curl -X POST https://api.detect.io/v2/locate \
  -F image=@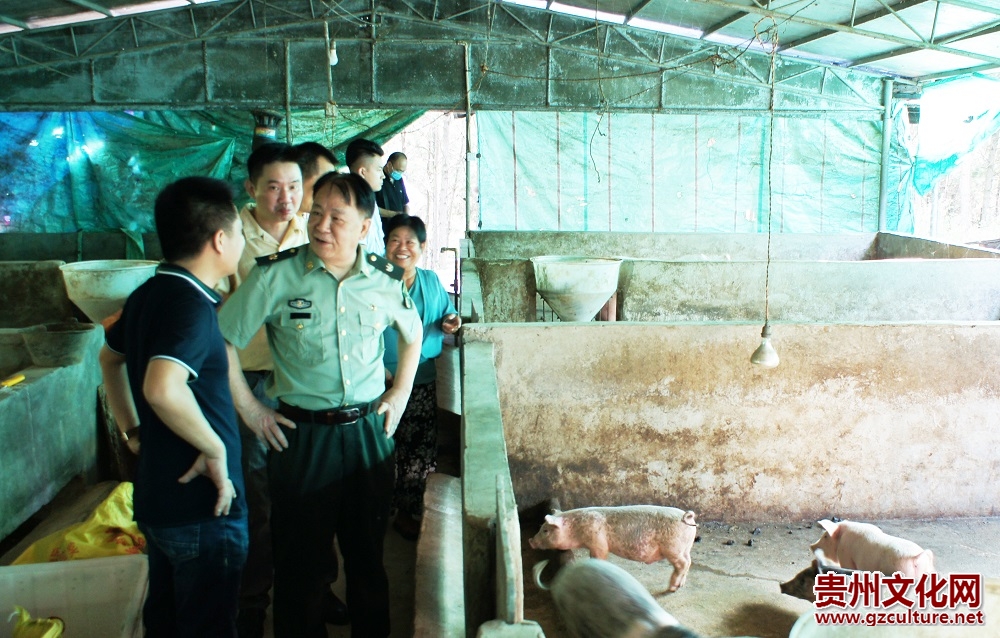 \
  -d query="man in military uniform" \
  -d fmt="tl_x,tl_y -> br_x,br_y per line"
215,141 -> 312,638
218,172 -> 422,638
